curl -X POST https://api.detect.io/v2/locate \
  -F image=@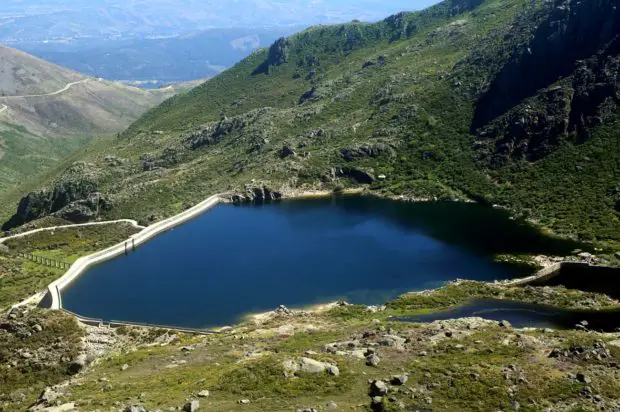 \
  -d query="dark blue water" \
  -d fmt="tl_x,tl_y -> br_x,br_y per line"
62,196 -> 580,328
392,299 -> 620,331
